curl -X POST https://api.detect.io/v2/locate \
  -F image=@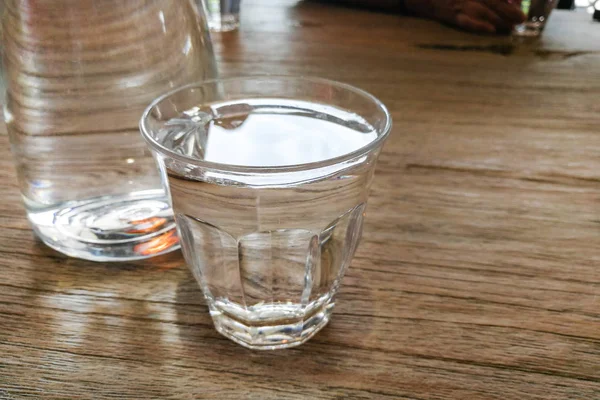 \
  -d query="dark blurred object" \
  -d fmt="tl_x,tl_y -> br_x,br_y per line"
310,0 -> 405,12
557,0 -> 575,9
594,9 -> 600,21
